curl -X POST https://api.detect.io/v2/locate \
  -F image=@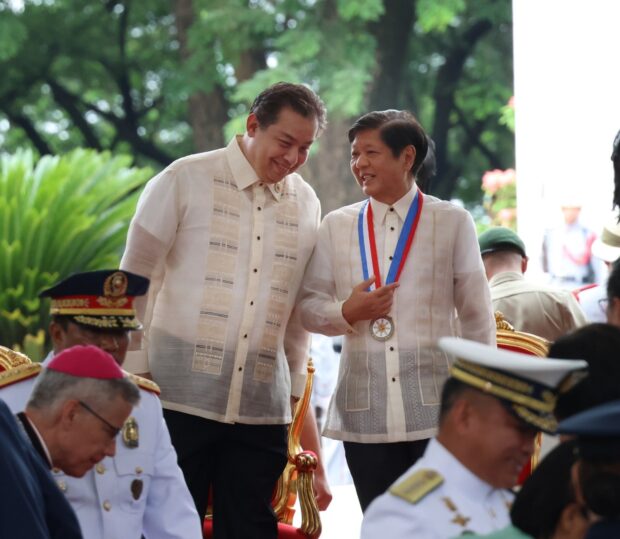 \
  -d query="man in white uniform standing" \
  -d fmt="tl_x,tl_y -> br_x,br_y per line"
361,337 -> 587,538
